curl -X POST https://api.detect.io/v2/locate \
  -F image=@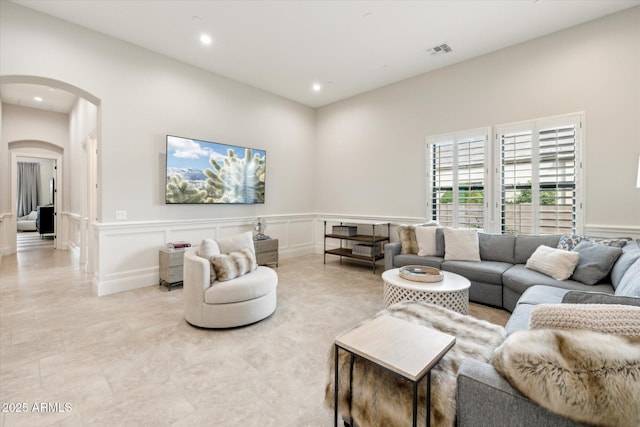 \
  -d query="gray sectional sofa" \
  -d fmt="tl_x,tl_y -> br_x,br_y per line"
384,230 -> 631,311
385,230 -> 640,426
